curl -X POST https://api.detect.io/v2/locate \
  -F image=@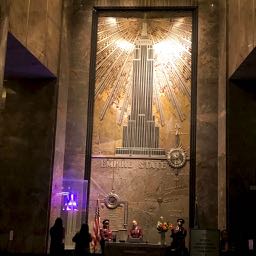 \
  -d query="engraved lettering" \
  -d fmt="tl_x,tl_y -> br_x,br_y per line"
101,159 -> 107,168
138,161 -> 145,169
100,159 -> 168,170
